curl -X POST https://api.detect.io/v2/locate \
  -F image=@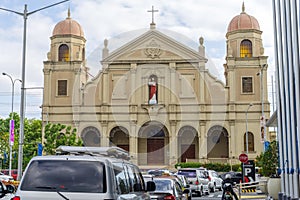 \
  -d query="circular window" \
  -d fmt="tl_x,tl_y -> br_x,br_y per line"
81,126 -> 101,147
